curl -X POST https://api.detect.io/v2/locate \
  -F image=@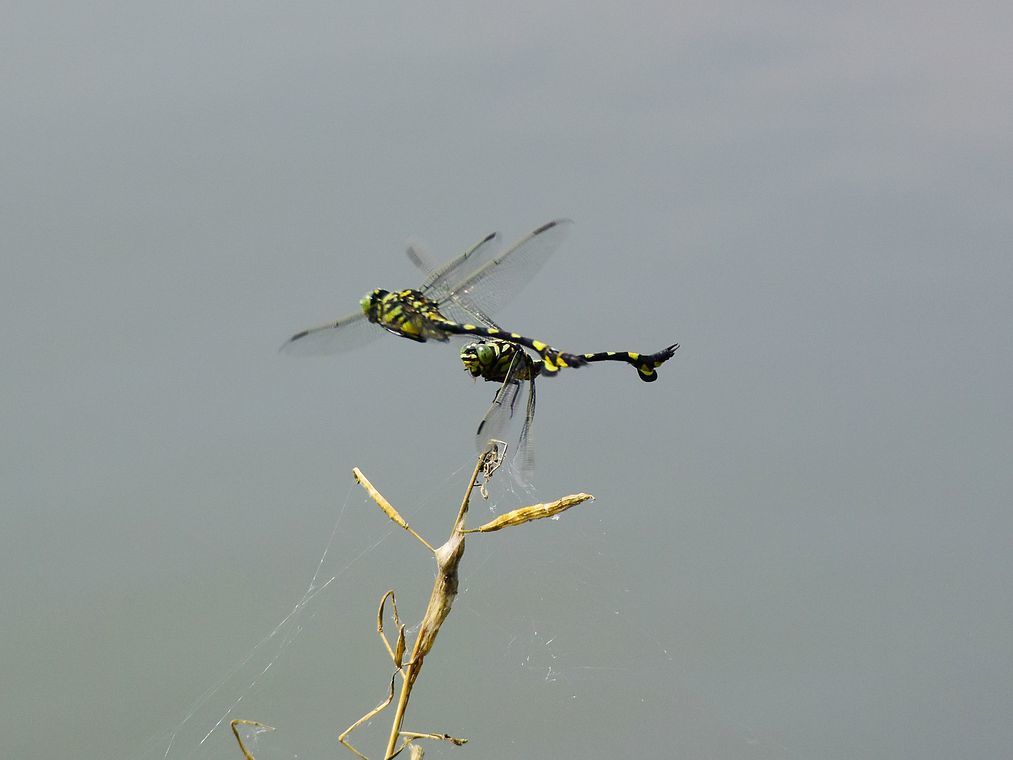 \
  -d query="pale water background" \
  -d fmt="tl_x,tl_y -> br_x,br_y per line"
3,3 -> 1012,758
